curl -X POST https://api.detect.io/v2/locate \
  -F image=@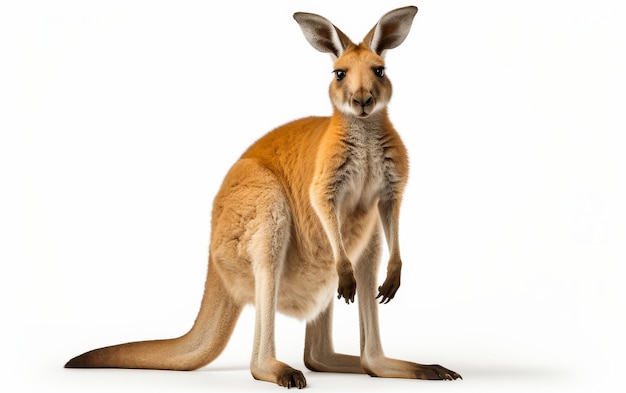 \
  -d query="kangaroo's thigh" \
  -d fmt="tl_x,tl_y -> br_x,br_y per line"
209,158 -> 292,304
